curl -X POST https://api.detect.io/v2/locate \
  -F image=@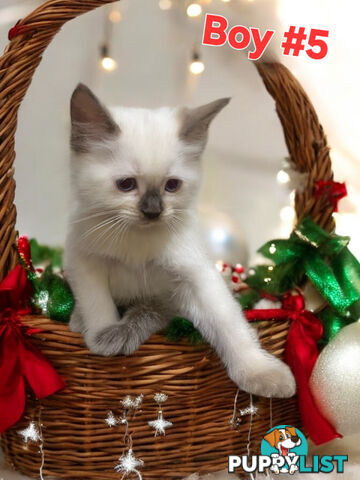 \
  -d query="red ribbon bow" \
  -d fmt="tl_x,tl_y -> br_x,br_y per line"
245,293 -> 342,445
0,257 -> 65,432
314,180 -> 347,212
